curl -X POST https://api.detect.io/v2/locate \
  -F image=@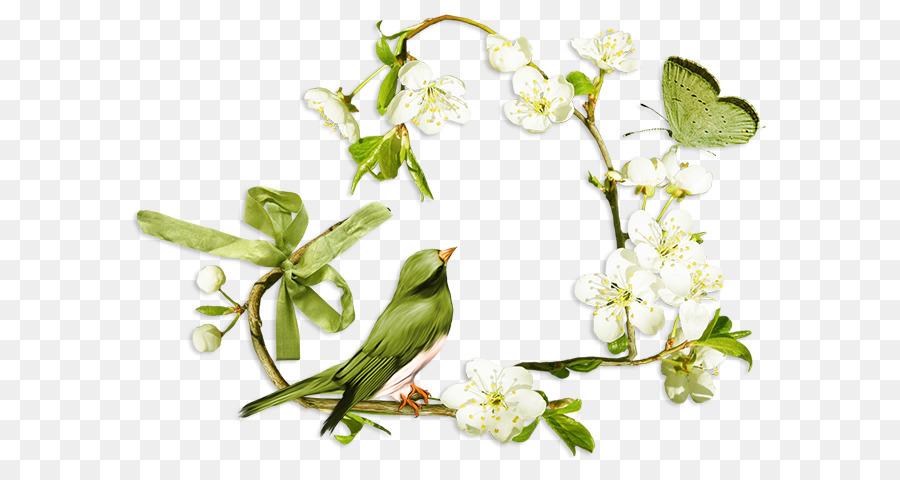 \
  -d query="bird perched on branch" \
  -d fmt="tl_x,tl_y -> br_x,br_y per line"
240,247 -> 456,435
